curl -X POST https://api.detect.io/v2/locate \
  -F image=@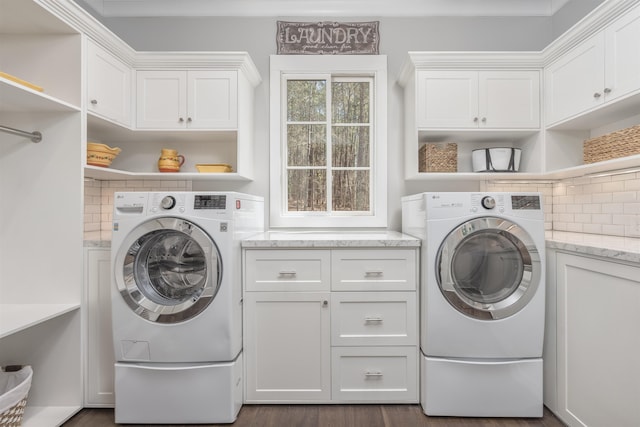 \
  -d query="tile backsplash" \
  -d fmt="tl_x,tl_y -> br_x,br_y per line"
84,179 -> 192,241
84,173 -> 640,241
486,171 -> 640,238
